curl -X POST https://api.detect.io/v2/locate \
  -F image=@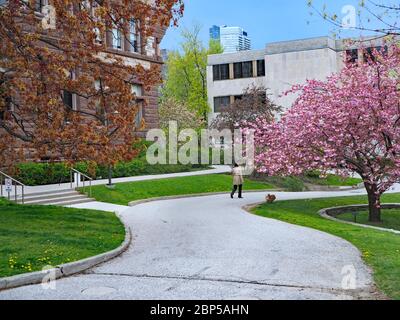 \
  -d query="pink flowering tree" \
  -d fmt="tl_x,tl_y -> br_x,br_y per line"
250,44 -> 400,222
